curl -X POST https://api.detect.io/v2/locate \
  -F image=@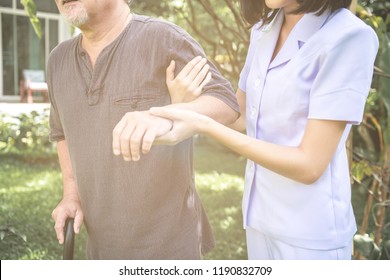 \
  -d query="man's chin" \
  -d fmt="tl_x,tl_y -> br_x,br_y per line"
63,14 -> 89,27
